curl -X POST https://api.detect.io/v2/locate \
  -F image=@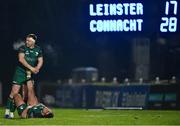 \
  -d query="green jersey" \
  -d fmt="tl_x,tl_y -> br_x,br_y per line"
12,45 -> 43,85
18,45 -> 43,69
27,103 -> 45,118
17,103 -> 46,118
